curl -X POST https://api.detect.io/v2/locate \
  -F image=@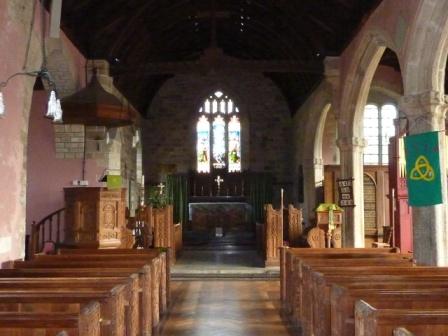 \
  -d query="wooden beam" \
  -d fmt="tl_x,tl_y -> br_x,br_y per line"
112,59 -> 322,76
